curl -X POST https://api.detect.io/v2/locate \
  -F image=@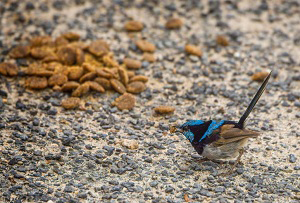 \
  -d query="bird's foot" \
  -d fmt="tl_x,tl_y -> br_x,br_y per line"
218,149 -> 244,176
